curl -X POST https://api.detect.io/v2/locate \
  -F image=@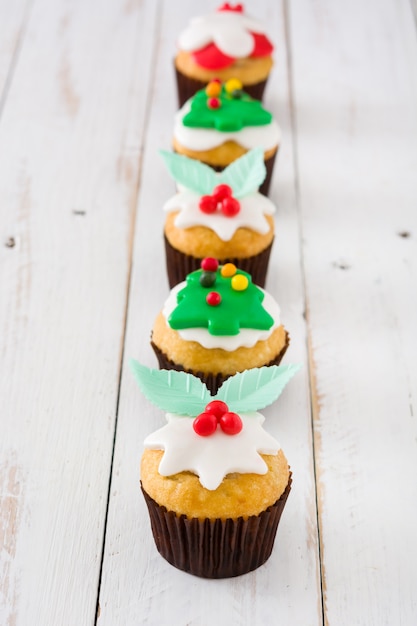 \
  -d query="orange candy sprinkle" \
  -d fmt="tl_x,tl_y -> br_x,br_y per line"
221,263 -> 237,277
205,81 -> 222,97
